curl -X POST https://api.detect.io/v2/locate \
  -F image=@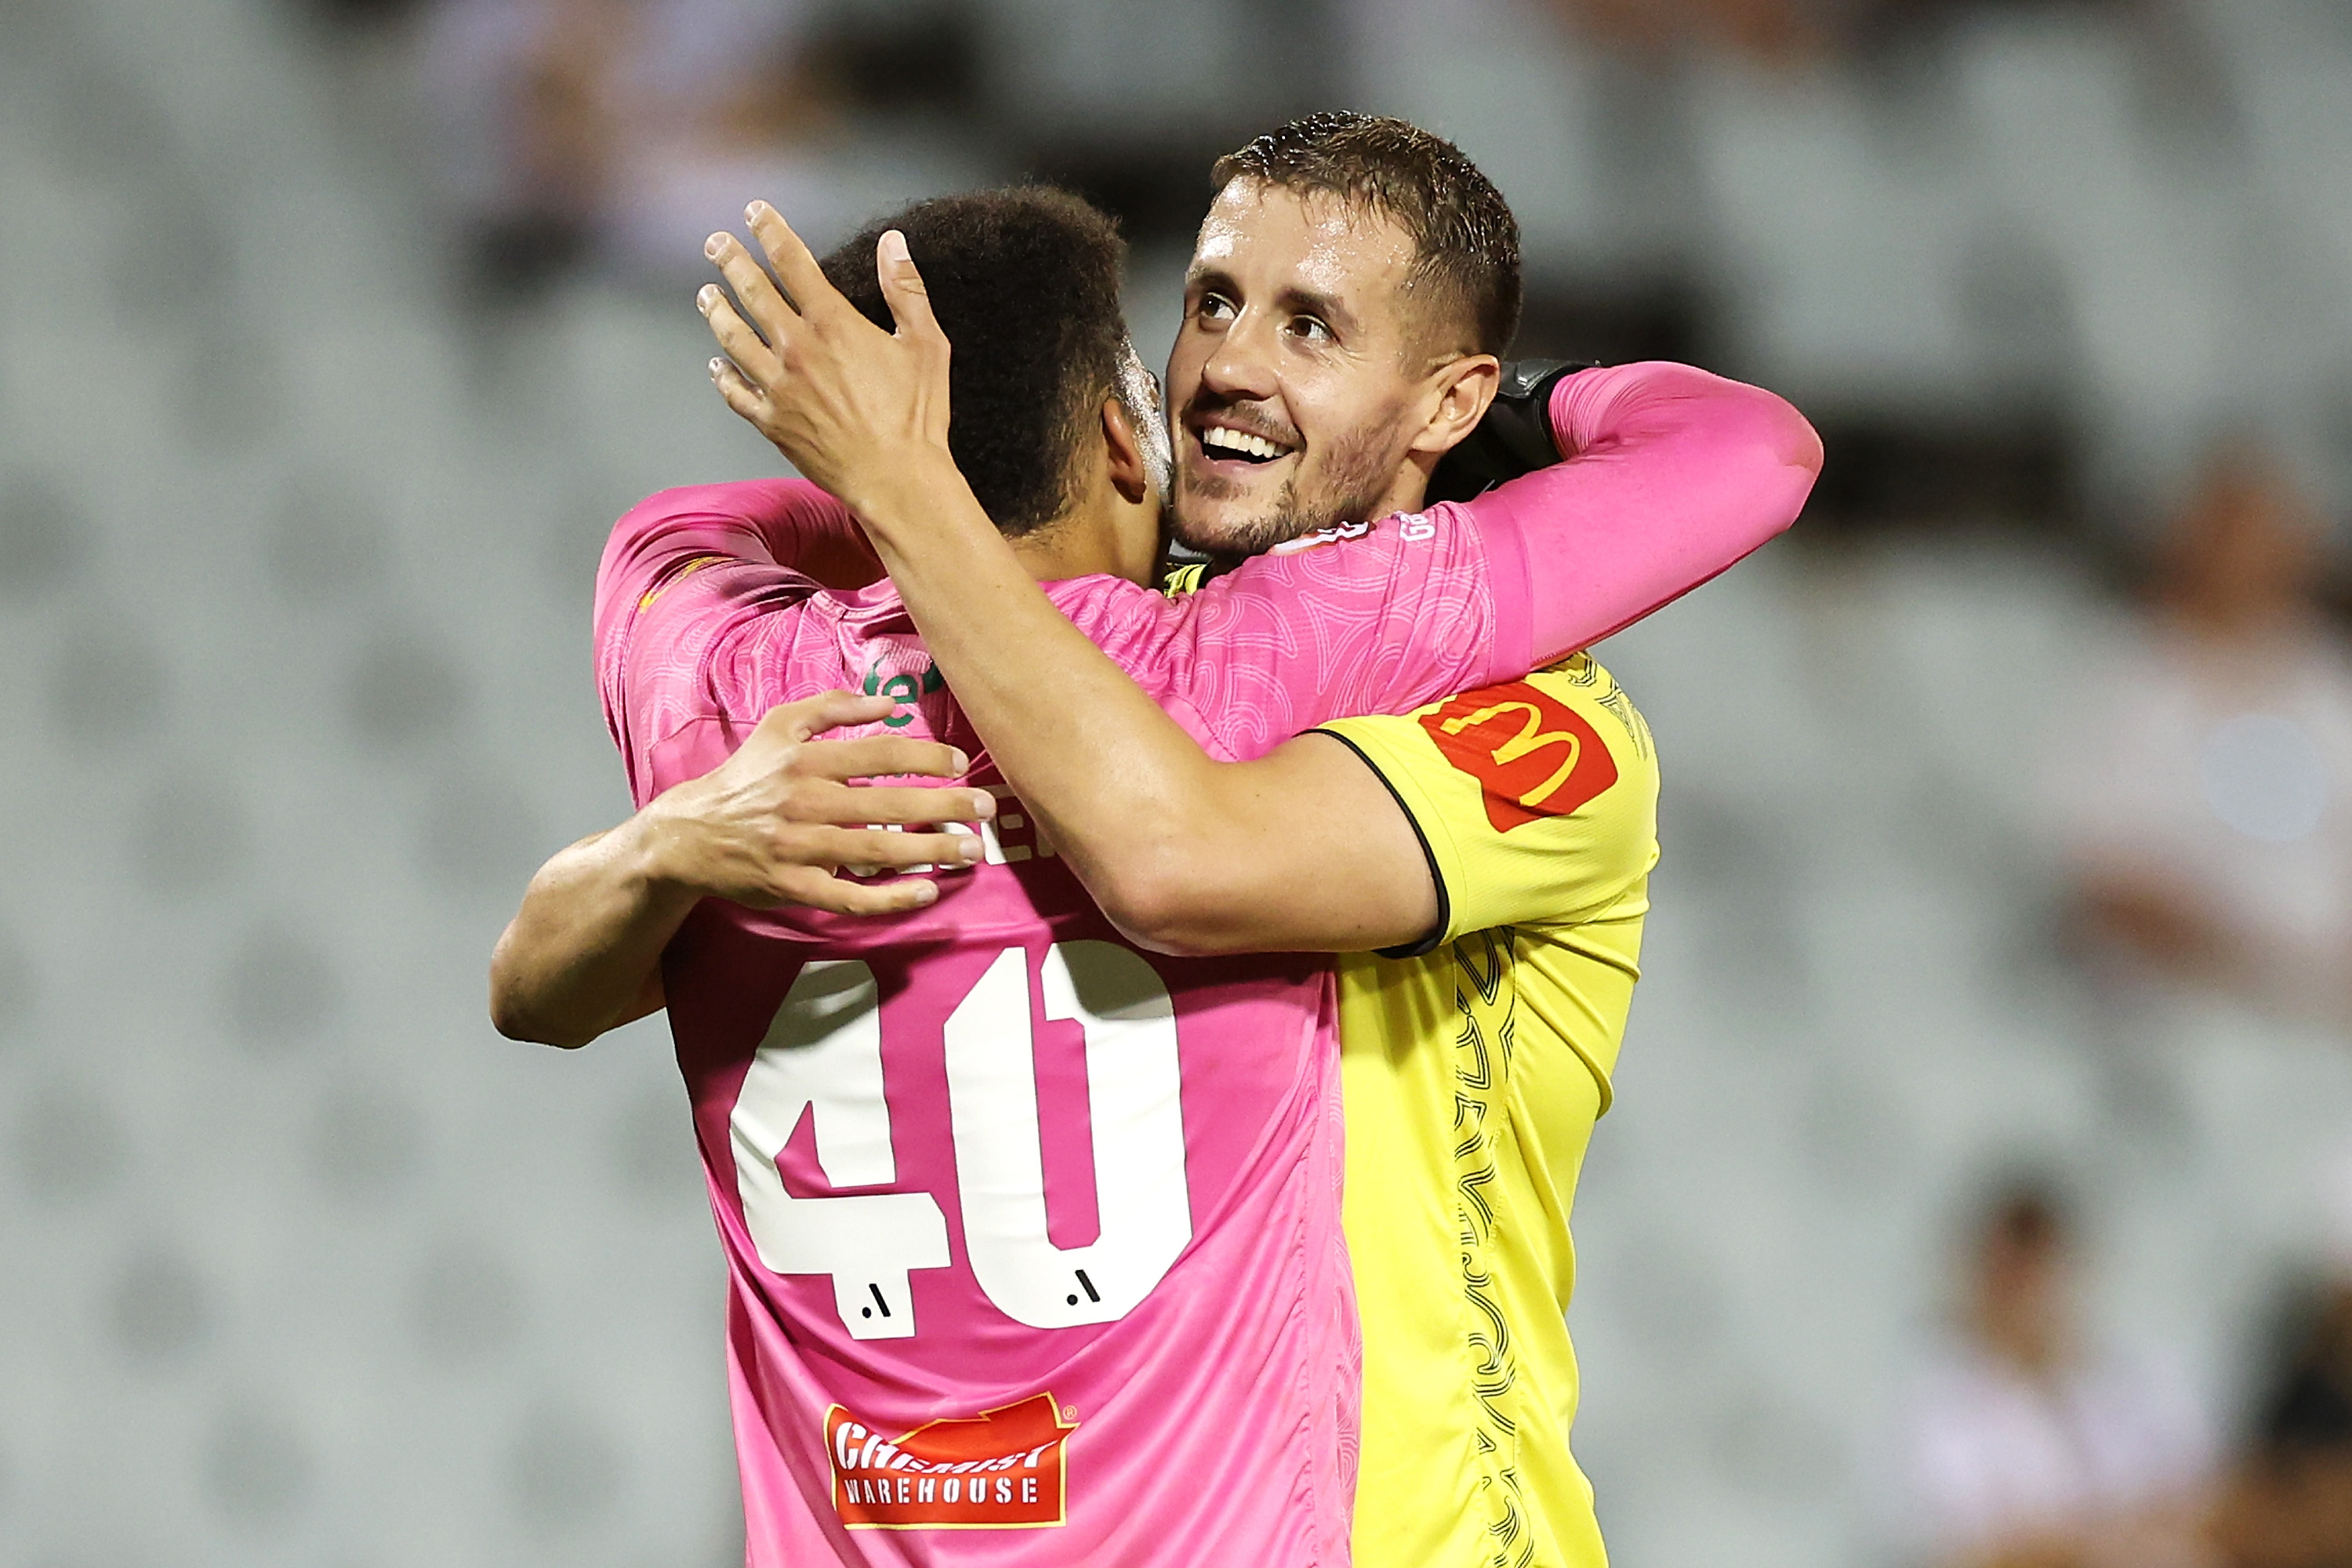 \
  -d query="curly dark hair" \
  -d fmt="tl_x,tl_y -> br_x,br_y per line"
820,187 -> 1131,537
1211,111 -> 1523,358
